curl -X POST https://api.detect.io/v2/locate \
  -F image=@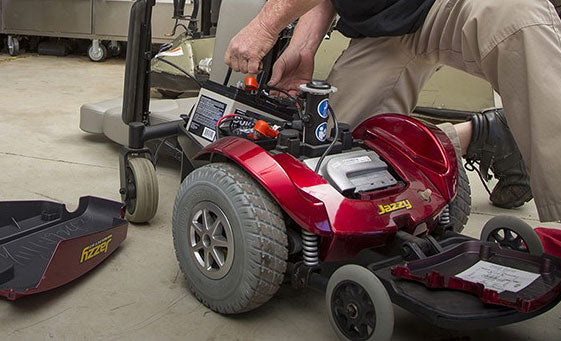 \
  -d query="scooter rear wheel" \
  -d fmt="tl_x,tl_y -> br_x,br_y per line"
480,215 -> 544,255
327,265 -> 394,341
124,157 -> 159,223
172,162 -> 288,314
448,155 -> 471,232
